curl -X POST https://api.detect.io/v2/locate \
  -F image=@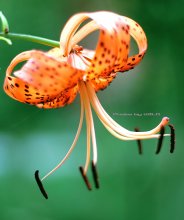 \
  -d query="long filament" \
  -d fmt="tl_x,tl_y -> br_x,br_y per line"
79,82 -> 91,174
79,81 -> 98,173
41,98 -> 84,181
82,82 -> 98,164
86,82 -> 170,140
